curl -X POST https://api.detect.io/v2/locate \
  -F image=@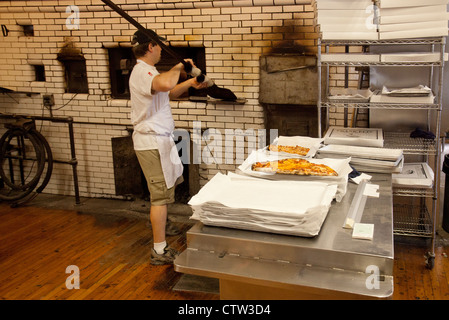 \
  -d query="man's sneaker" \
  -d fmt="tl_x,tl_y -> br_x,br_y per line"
165,220 -> 182,236
150,246 -> 179,265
